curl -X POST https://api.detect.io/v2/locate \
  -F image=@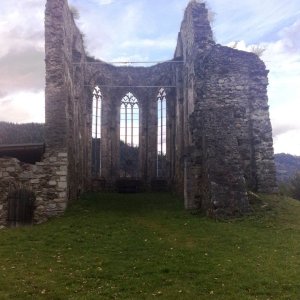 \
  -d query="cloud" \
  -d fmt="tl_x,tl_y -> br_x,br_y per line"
0,0 -> 45,123
76,1 -> 148,60
271,107 -> 300,138
0,0 -> 45,98
272,124 -> 297,137
0,1 -> 44,58
110,54 -> 150,66
264,21 -> 300,154
0,49 -> 45,96
0,91 -> 45,123
120,38 -> 176,51
226,18 -> 300,155
273,130 -> 300,155
279,20 -> 300,53
211,0 -> 300,43
0,90 -> 6,98
96,0 -> 114,5
70,0 -> 180,61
